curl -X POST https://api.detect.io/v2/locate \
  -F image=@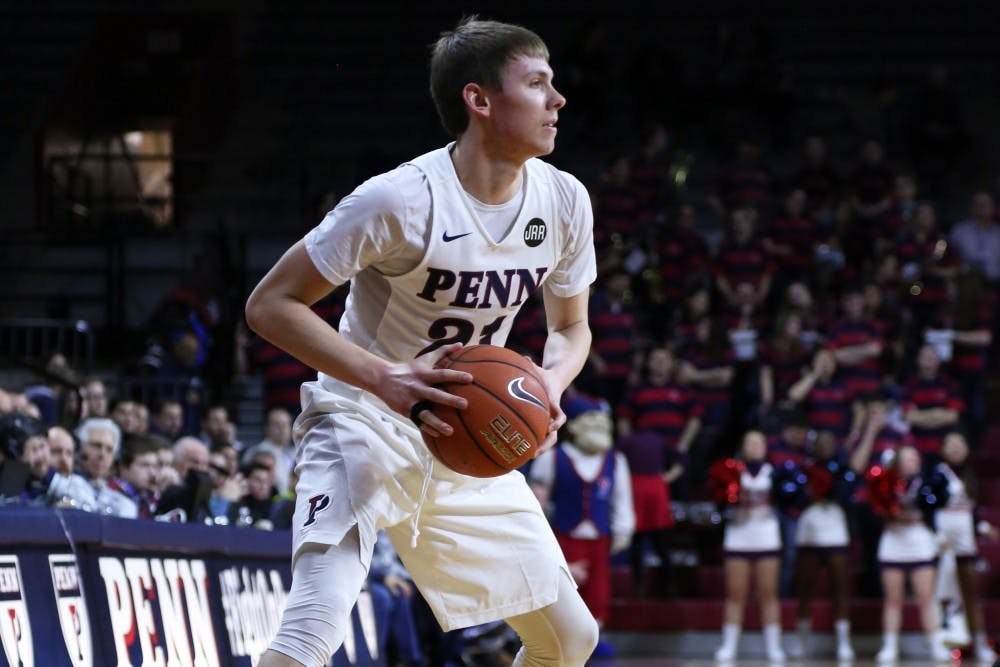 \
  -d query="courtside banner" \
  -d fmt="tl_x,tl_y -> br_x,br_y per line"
0,508 -> 381,667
